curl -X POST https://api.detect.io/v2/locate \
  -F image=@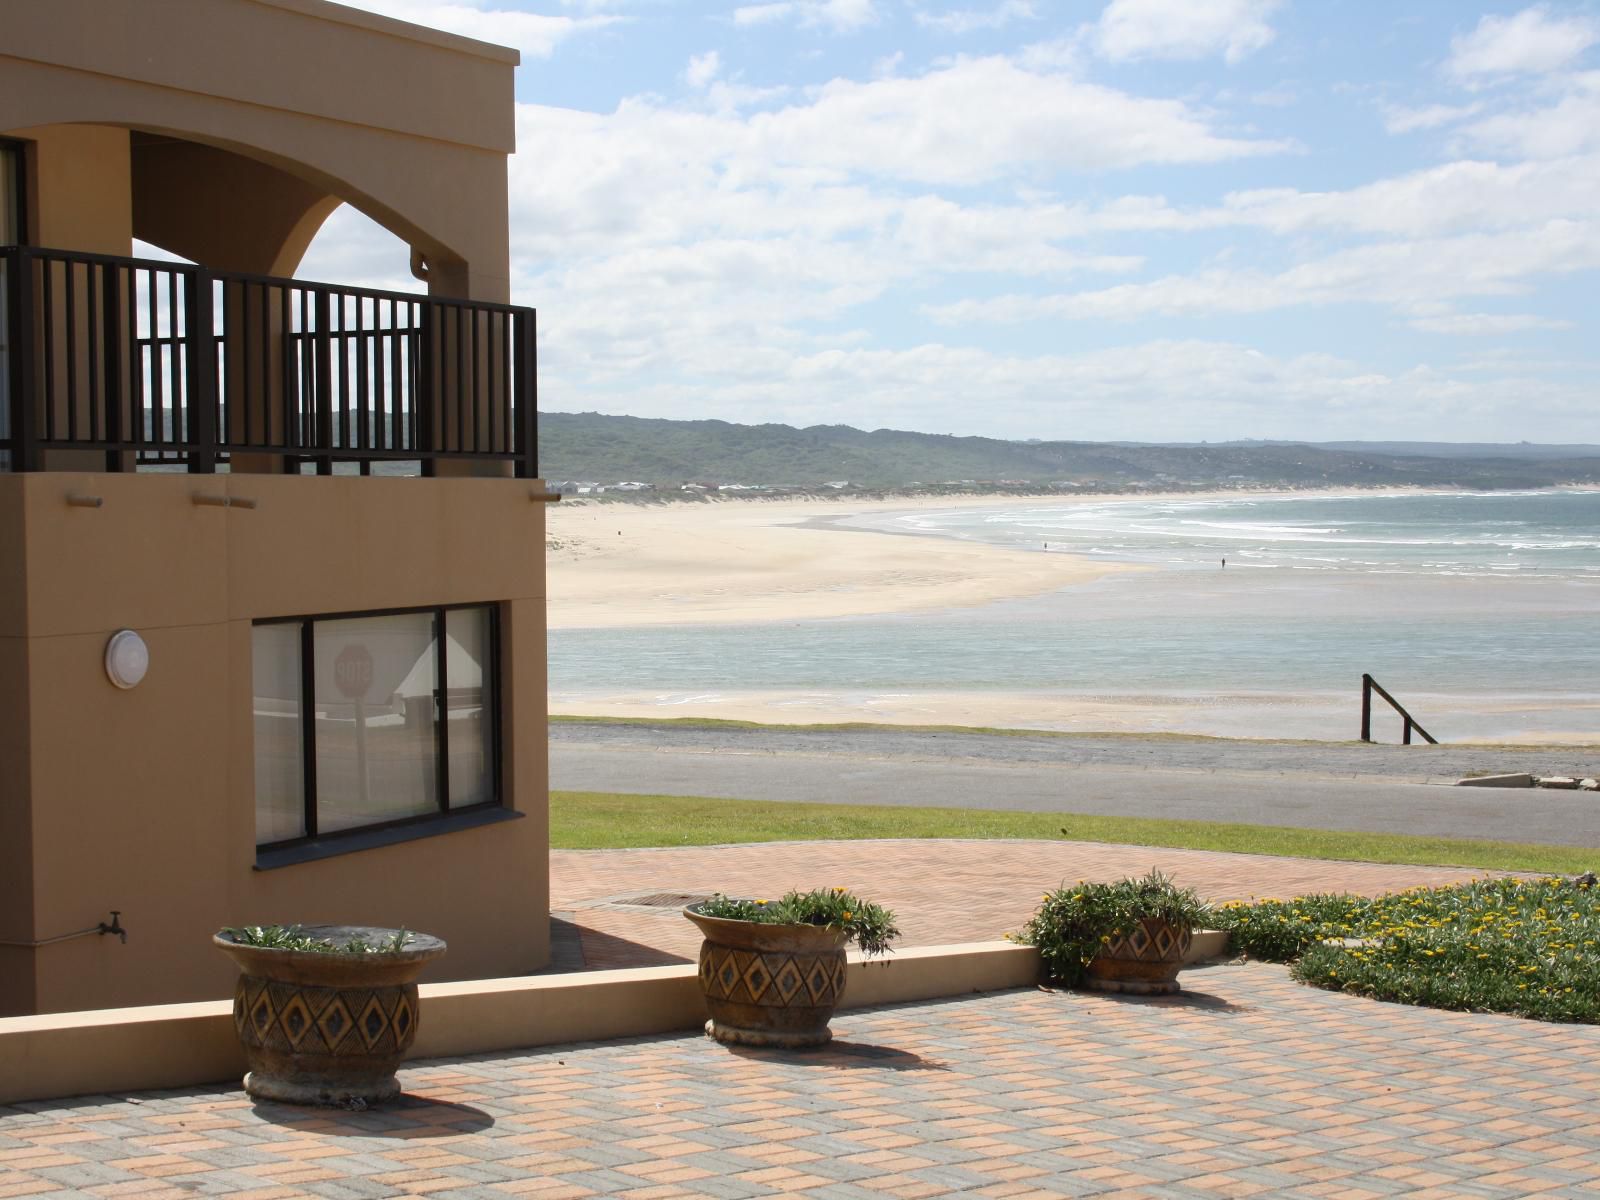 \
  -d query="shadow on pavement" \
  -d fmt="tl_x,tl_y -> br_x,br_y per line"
250,1094 -> 496,1137
727,1040 -> 951,1071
